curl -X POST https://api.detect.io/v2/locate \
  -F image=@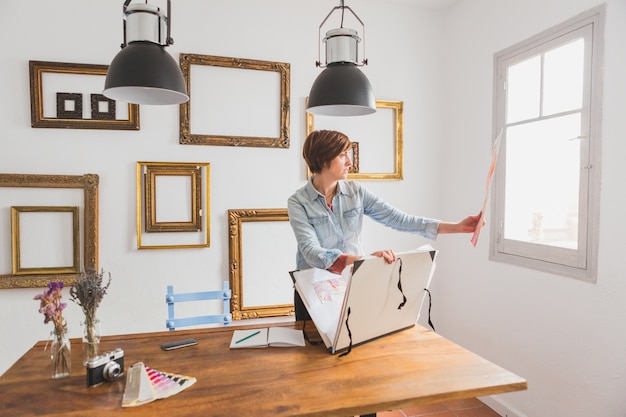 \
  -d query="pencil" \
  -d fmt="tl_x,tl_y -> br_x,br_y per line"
236,330 -> 261,344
